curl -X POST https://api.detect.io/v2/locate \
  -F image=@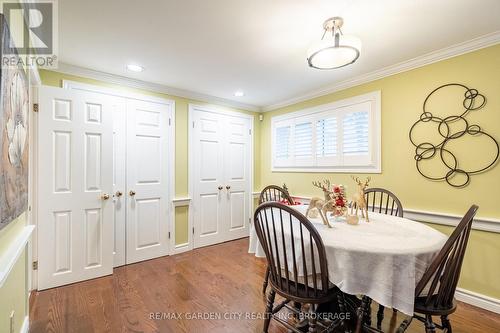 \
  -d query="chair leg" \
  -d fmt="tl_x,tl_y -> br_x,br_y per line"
336,291 -> 350,333
262,266 -> 270,295
262,289 -> 275,333
396,317 -> 412,333
292,302 -> 302,324
441,315 -> 452,333
355,296 -> 371,333
308,304 -> 318,333
376,305 -> 384,329
363,297 -> 372,326
424,315 -> 436,333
